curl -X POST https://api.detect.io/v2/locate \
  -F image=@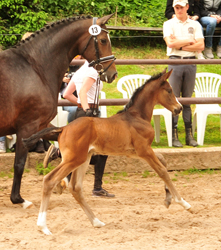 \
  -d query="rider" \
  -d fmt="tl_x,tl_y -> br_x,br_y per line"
44,58 -> 115,197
